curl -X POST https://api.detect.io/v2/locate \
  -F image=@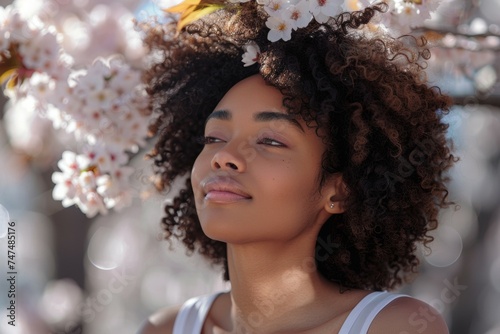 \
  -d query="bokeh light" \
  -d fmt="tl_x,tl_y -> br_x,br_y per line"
38,278 -> 83,326
423,225 -> 463,267
87,226 -> 125,270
